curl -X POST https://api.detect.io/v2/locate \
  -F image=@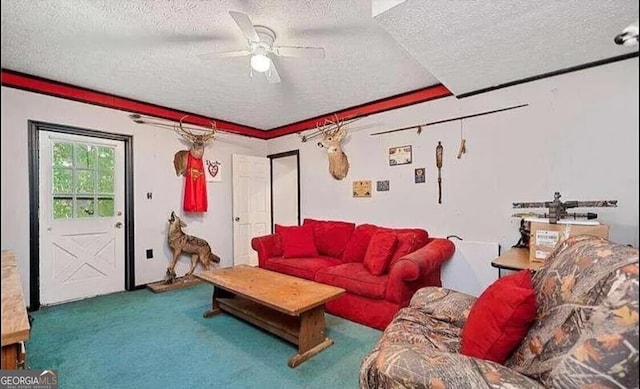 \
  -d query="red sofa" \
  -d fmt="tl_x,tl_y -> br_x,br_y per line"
251,218 -> 455,330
